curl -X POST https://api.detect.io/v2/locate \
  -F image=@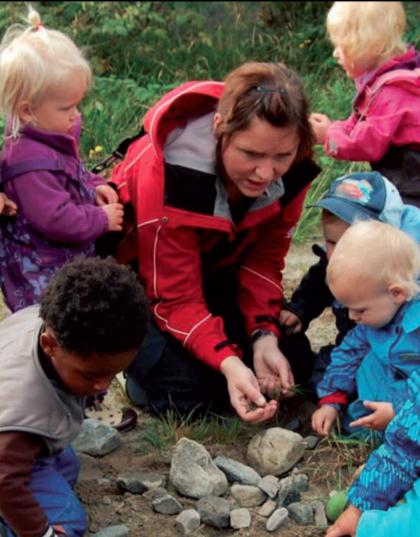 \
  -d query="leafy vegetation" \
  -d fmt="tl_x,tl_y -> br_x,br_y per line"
0,1 -> 419,240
